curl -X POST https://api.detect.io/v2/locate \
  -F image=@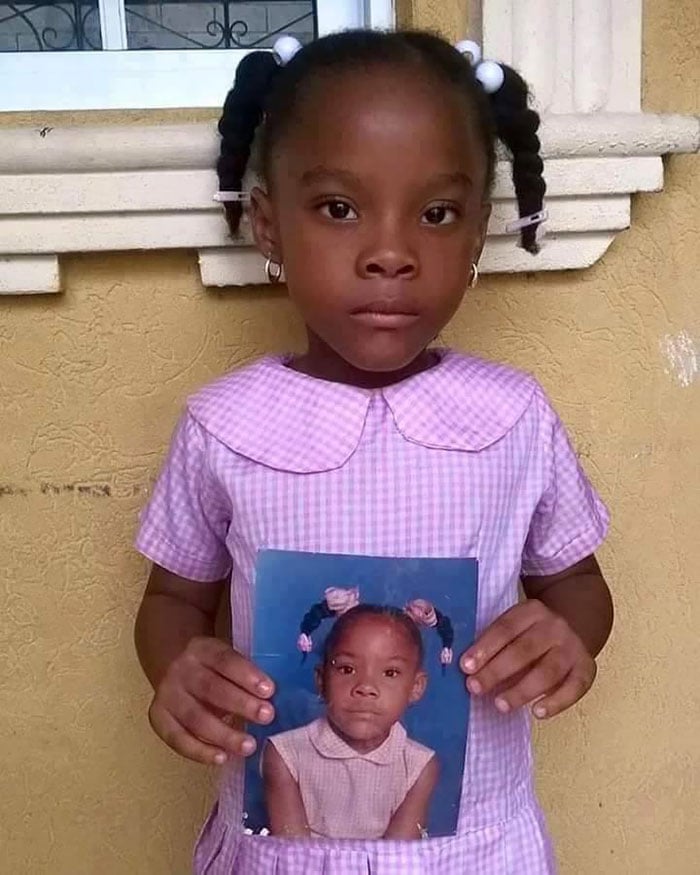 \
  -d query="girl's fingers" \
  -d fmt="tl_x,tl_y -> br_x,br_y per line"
193,638 -> 275,699
460,601 -> 546,675
189,665 -> 275,726
158,691 -> 258,757
149,705 -> 231,766
531,664 -> 596,720
491,647 -> 570,714
465,625 -> 552,696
